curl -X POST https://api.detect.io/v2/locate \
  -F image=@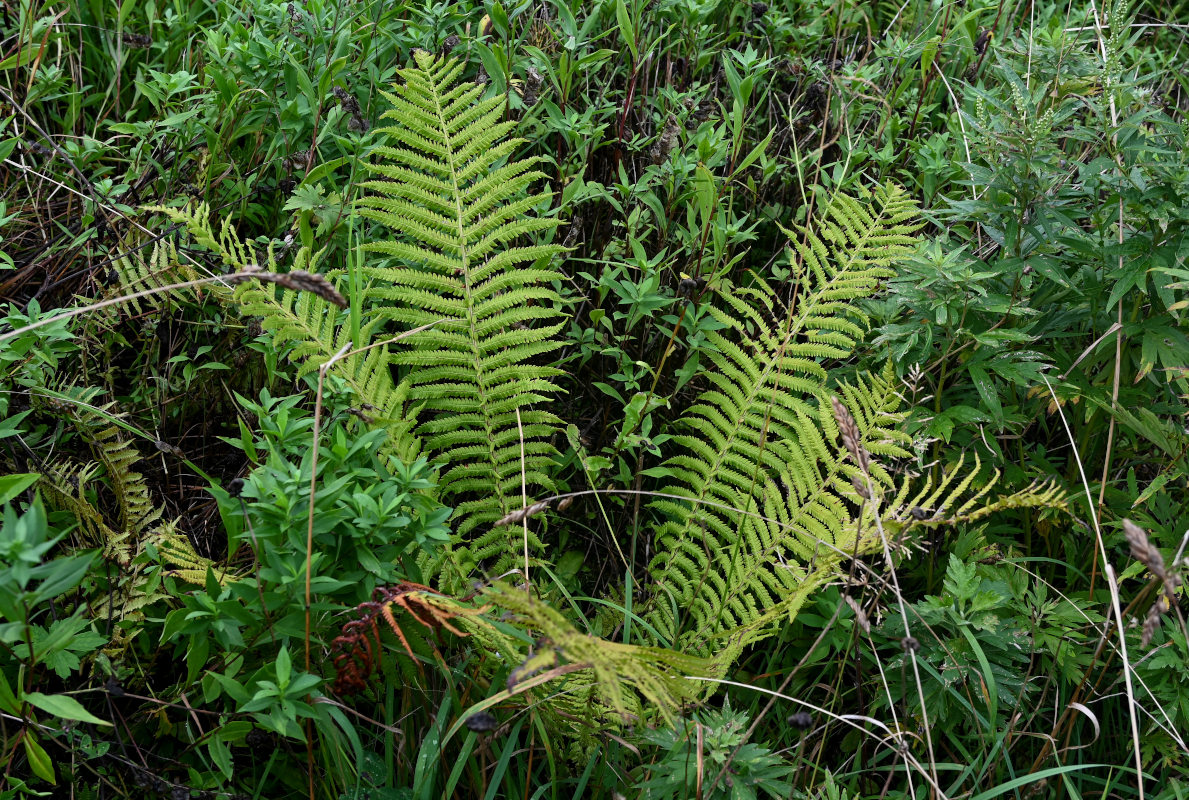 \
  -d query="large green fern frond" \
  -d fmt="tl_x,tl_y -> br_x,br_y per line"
356,52 -> 565,574
645,184 -> 921,653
